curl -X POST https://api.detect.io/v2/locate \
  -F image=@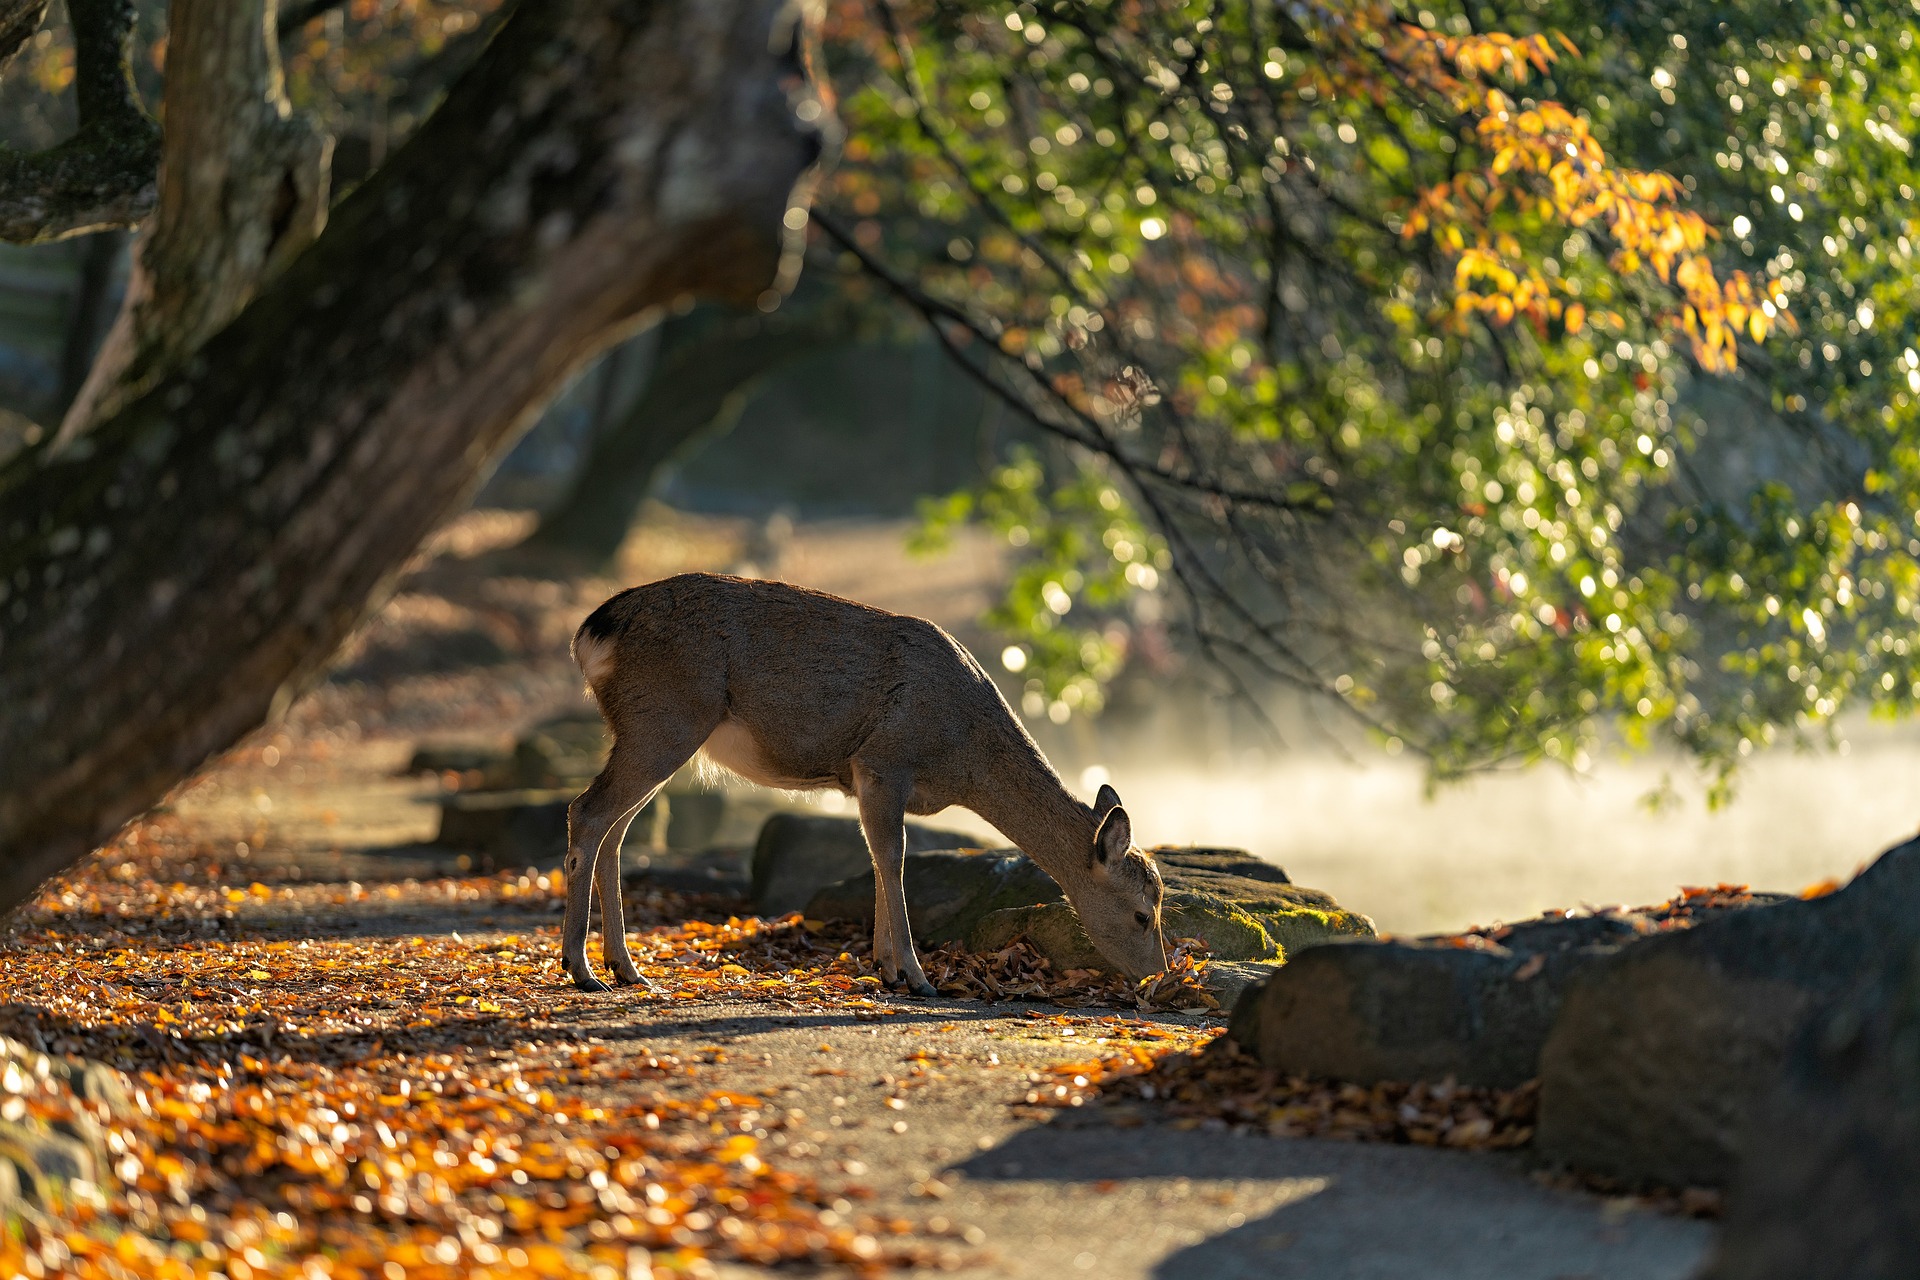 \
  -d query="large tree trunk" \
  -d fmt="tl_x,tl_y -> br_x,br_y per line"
0,0 -> 825,915
525,305 -> 842,565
